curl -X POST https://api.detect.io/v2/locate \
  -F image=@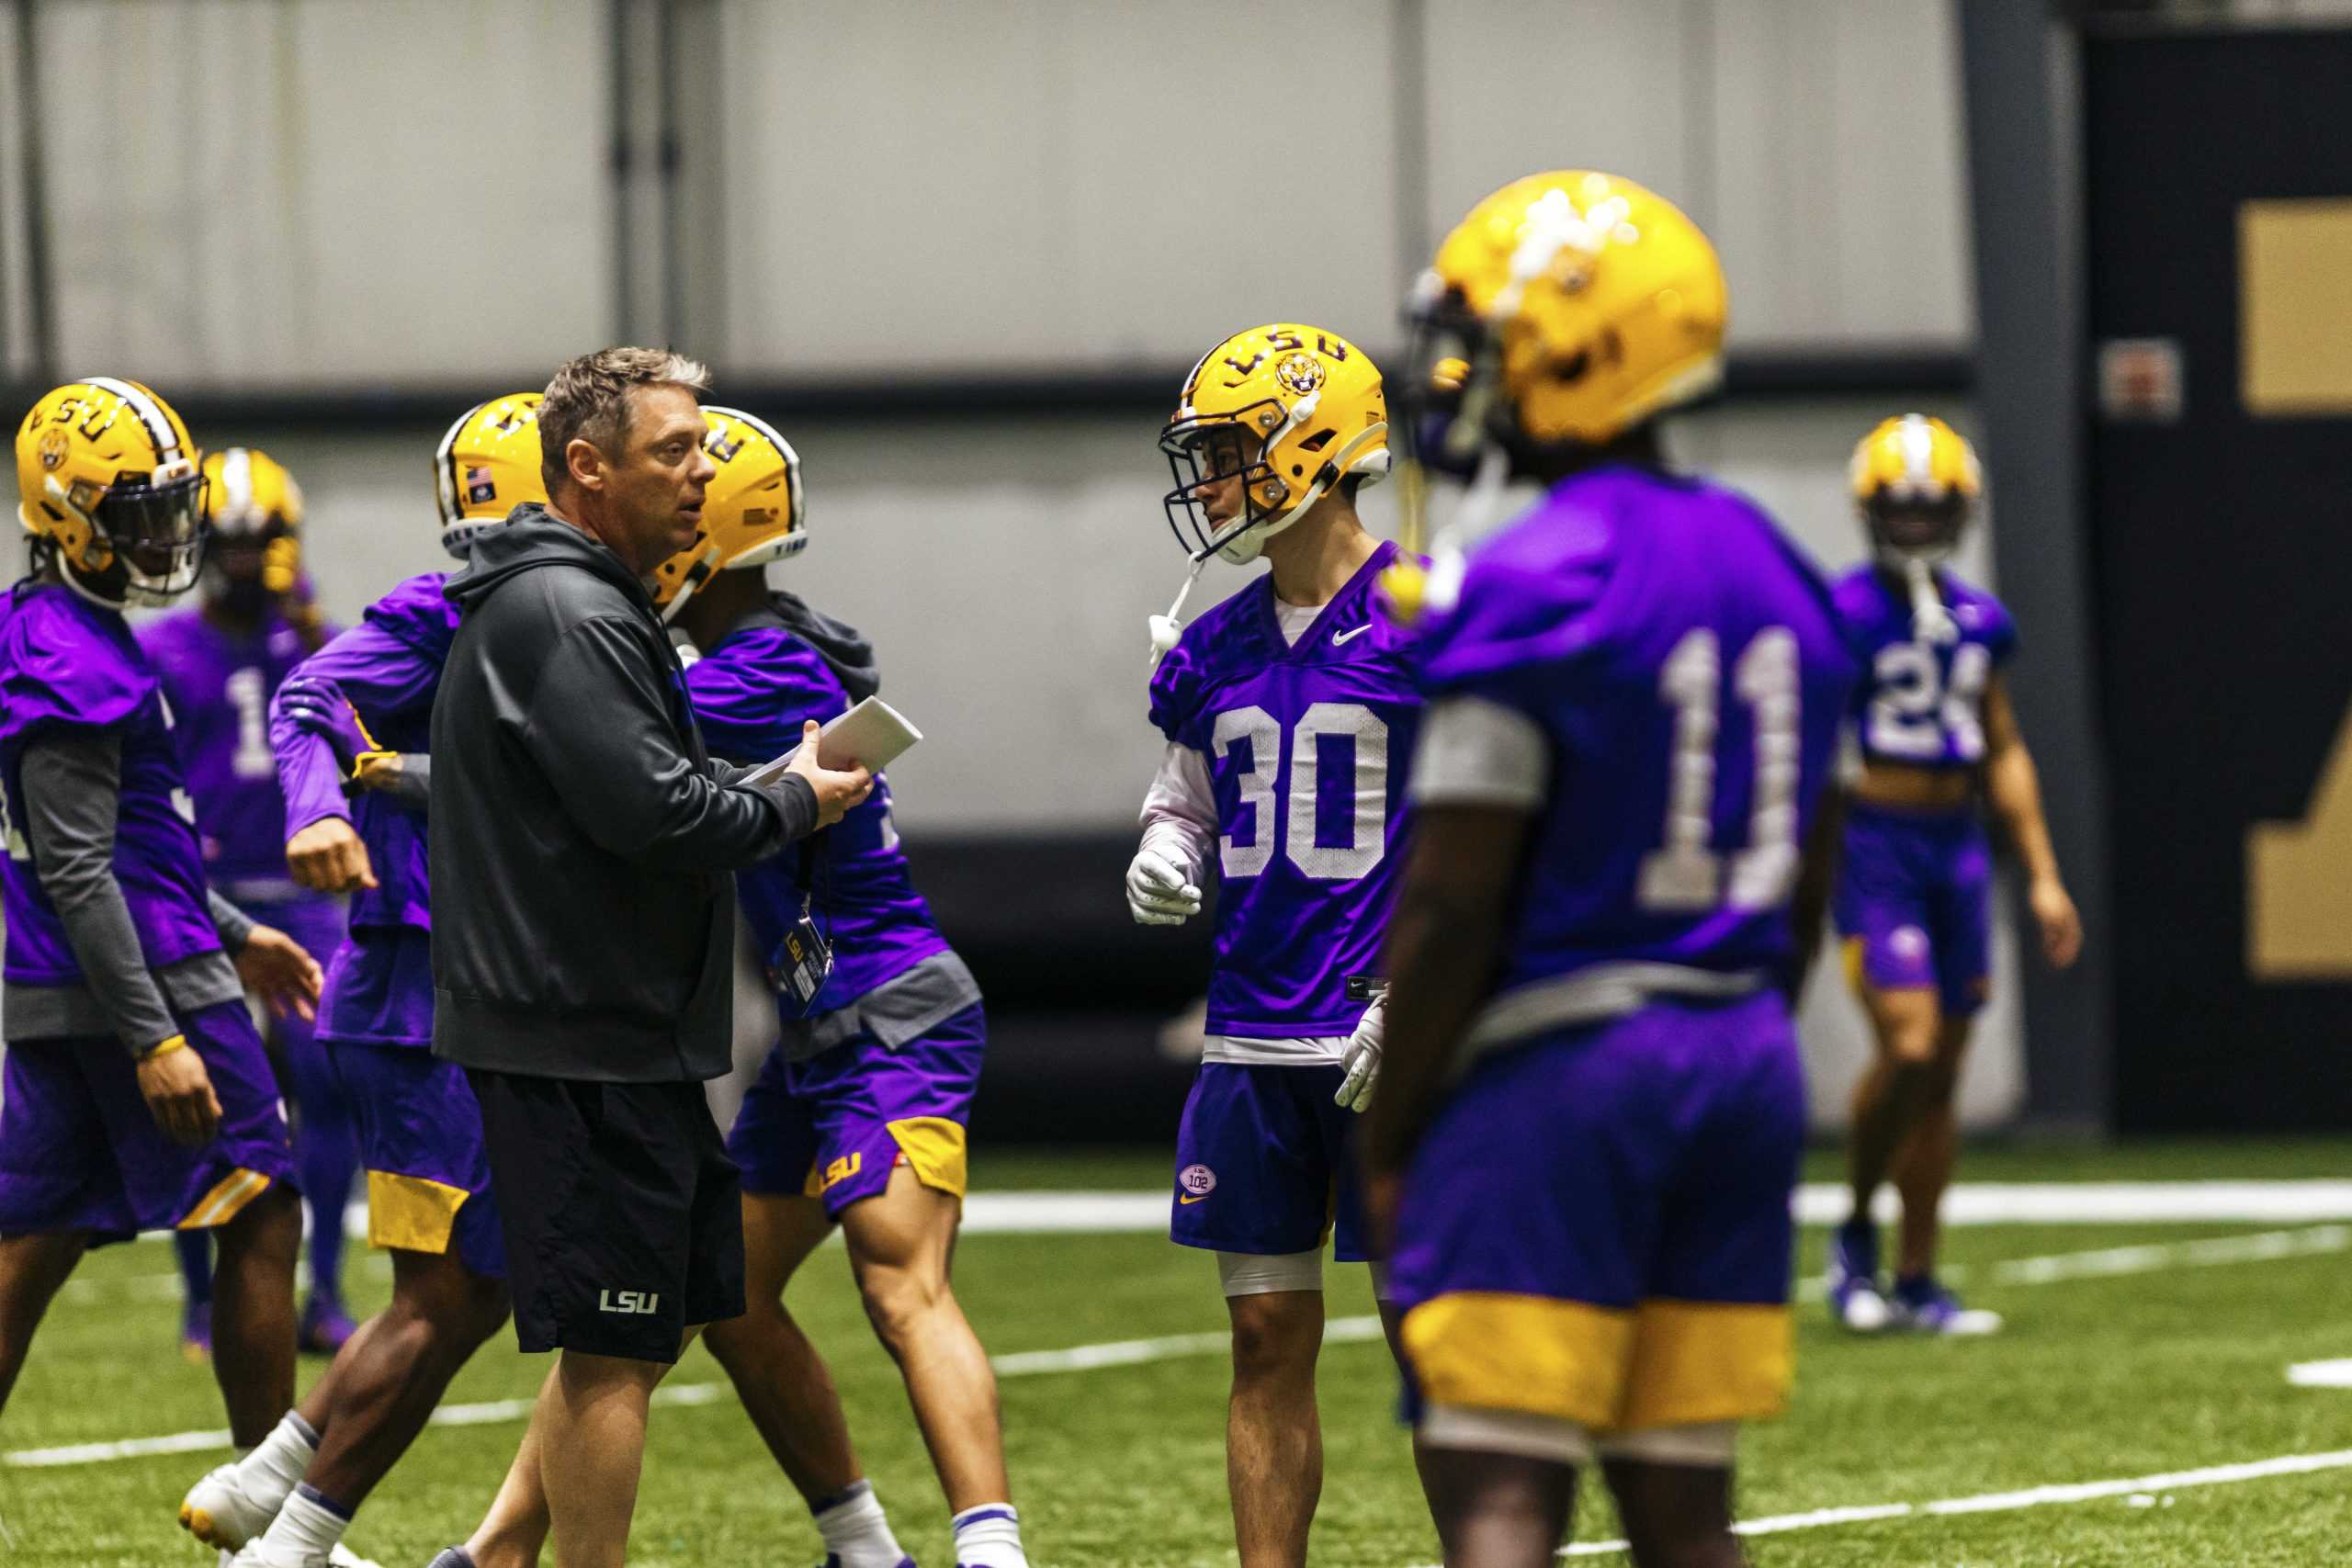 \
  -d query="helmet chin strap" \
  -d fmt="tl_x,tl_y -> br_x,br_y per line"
1148,420 -> 1392,668
1898,552 -> 1958,644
